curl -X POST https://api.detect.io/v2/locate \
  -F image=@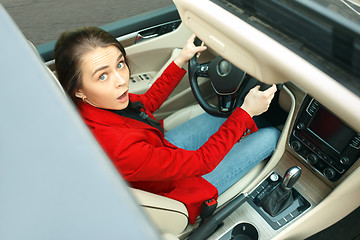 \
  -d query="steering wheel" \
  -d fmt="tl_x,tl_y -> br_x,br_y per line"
188,39 -> 272,117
